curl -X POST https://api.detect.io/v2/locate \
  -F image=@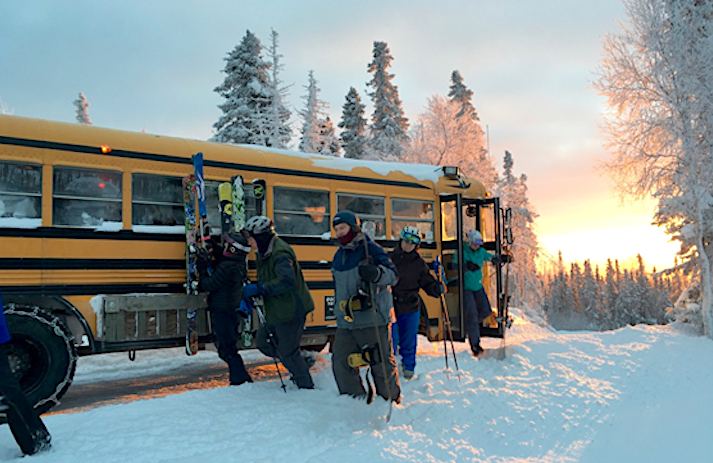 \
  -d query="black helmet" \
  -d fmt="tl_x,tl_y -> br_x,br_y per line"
223,233 -> 251,256
332,211 -> 360,230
